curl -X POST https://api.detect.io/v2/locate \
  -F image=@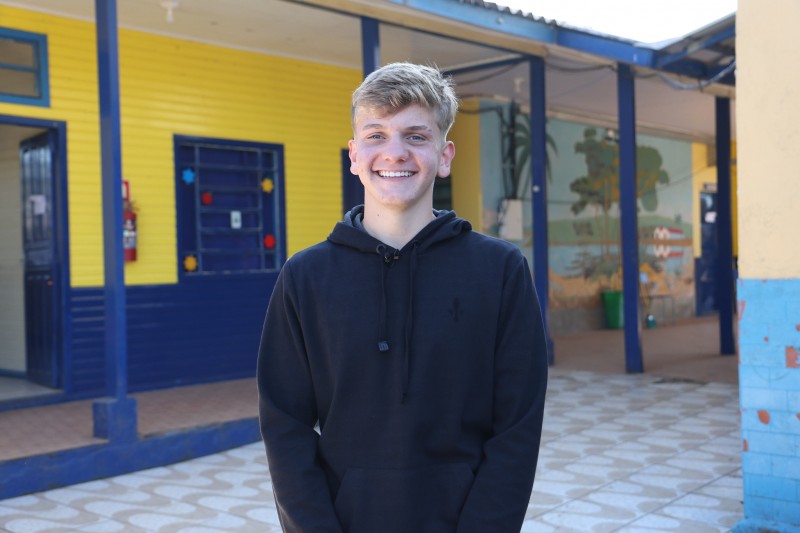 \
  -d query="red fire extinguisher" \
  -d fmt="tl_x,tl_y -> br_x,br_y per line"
123,205 -> 137,262
122,179 -> 137,262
